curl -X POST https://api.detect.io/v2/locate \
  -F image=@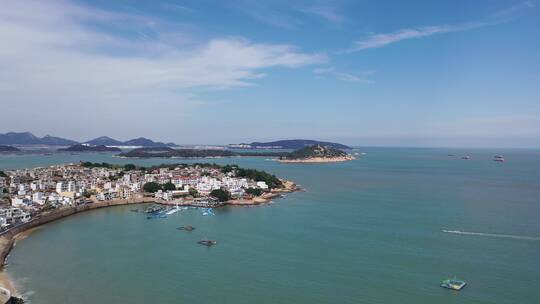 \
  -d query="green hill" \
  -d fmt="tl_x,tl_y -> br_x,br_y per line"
285,144 -> 348,160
